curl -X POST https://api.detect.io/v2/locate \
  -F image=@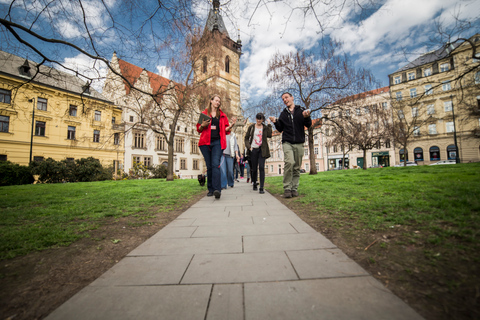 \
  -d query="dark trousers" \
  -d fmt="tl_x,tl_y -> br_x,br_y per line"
200,139 -> 222,193
250,148 -> 266,188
